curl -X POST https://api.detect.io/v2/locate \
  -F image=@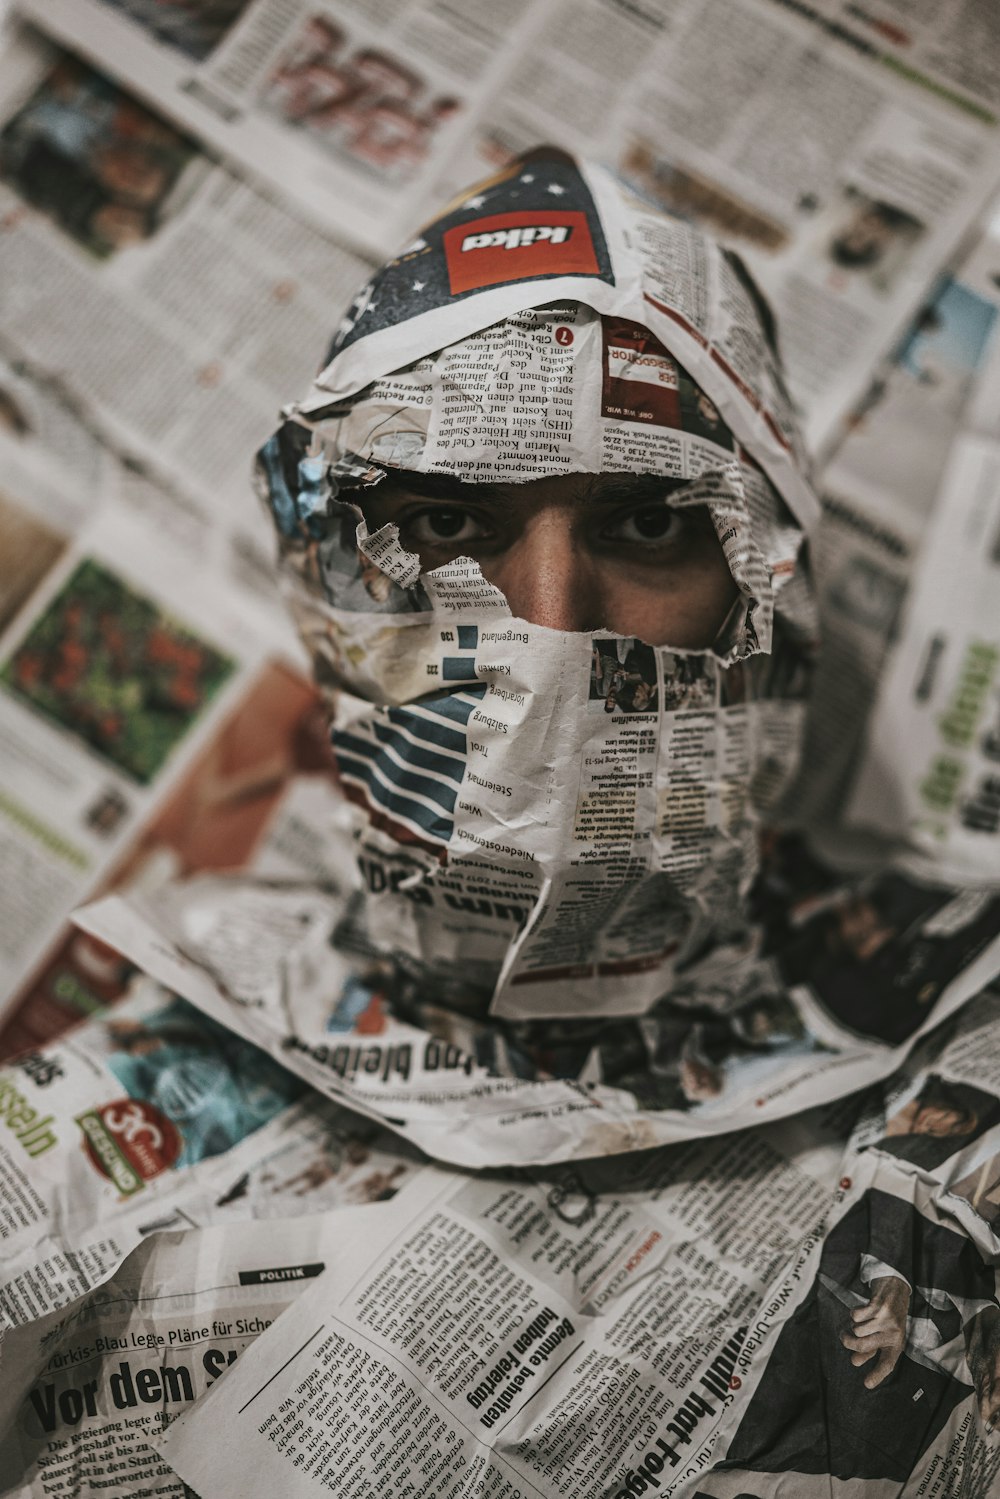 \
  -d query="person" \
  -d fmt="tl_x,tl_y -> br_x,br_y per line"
252,148 -> 822,1077
829,194 -> 921,273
